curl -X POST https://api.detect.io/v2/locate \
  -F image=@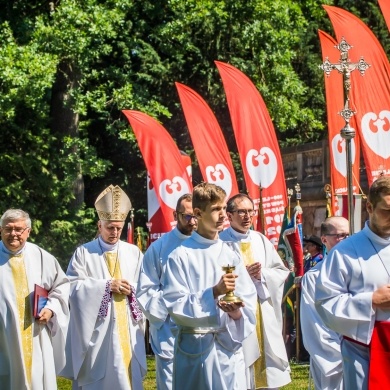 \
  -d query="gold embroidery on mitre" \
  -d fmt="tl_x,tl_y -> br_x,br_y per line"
94,185 -> 132,221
